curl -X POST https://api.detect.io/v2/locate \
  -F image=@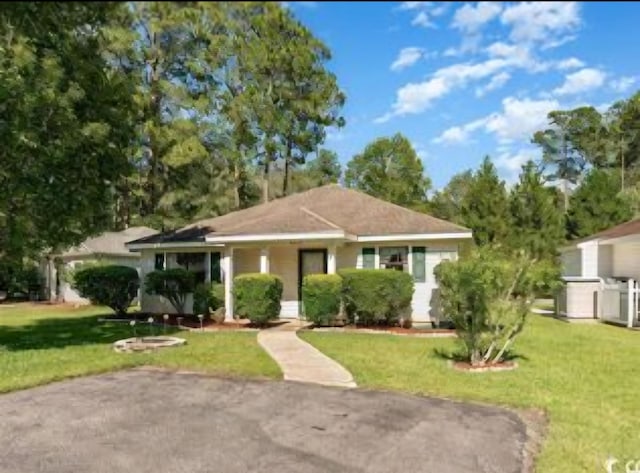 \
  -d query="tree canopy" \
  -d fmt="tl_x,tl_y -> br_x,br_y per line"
344,133 -> 431,208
